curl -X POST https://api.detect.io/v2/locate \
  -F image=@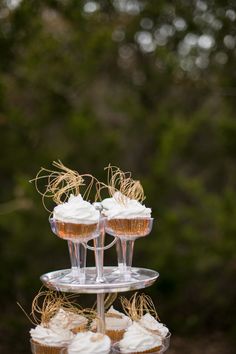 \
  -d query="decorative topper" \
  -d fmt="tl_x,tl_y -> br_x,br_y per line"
30,160 -> 96,211
120,292 -> 160,322
96,164 -> 145,205
18,288 -> 96,327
